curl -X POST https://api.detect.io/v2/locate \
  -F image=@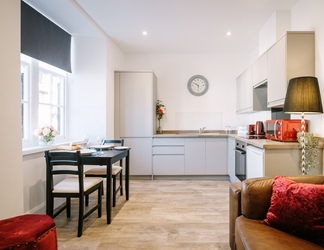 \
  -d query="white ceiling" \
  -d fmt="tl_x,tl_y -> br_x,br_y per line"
24,0 -> 299,55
